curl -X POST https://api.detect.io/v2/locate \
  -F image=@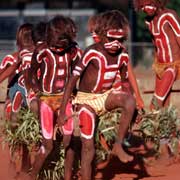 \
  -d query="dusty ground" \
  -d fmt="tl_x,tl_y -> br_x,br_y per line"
0,66 -> 180,180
